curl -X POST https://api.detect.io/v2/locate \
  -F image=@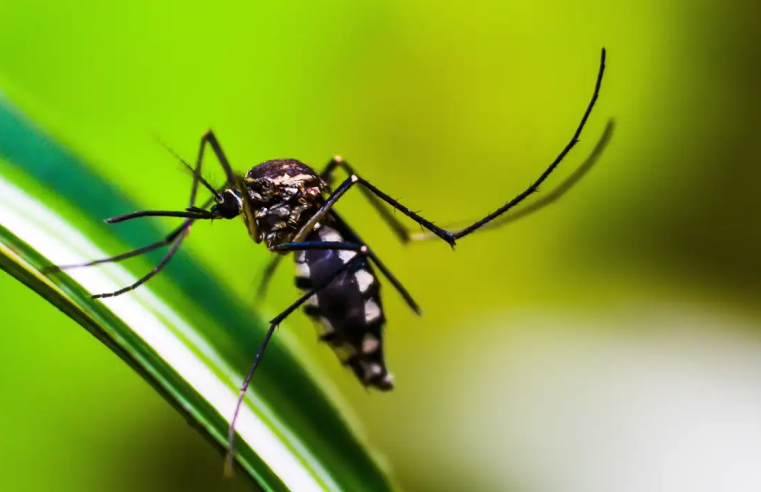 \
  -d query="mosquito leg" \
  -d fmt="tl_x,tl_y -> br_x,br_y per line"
452,48 -> 606,239
409,118 -> 616,241
83,129 -> 233,296
44,222 -> 189,273
291,175 -> 455,248
255,163 -> 419,301
83,202 -> 215,298
270,241 -> 364,253
195,130 -> 259,239
91,227 -> 190,299
328,210 -> 420,314
45,193 -> 216,285
258,216 -> 421,313
254,256 -> 283,302
225,249 -> 366,475
99,131 -> 256,301
319,156 -> 412,243
269,241 -> 421,314
305,48 -> 607,247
